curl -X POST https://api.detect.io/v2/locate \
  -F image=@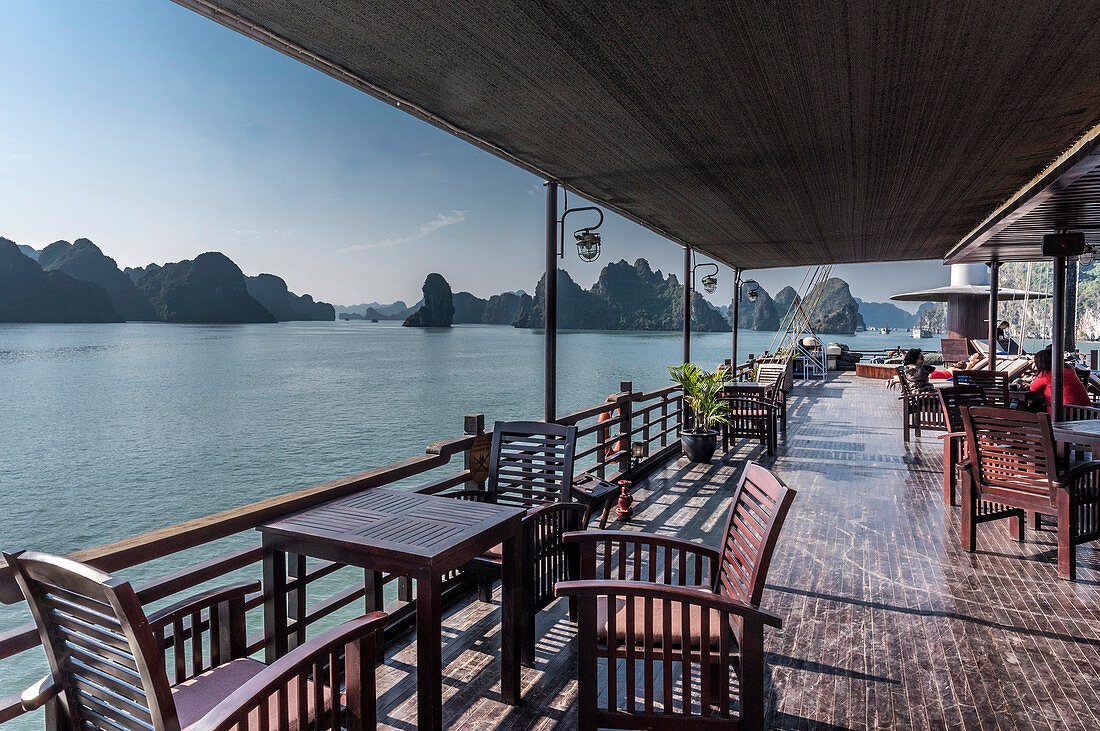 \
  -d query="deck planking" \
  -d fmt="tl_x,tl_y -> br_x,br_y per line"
370,372 -> 1100,729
